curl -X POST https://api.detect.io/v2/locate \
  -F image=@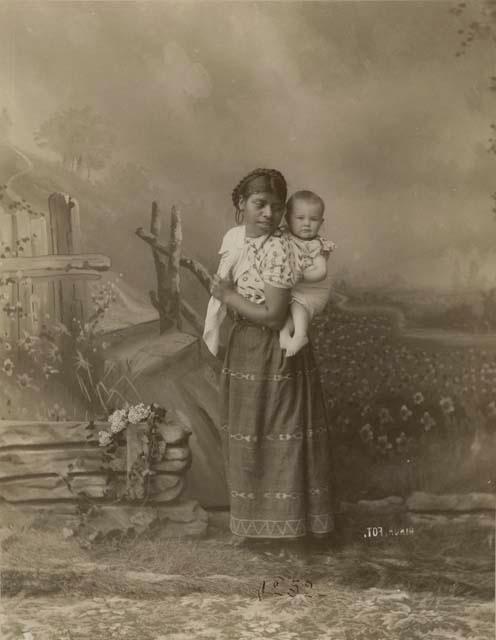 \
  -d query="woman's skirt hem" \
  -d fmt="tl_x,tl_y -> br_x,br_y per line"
230,513 -> 334,539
